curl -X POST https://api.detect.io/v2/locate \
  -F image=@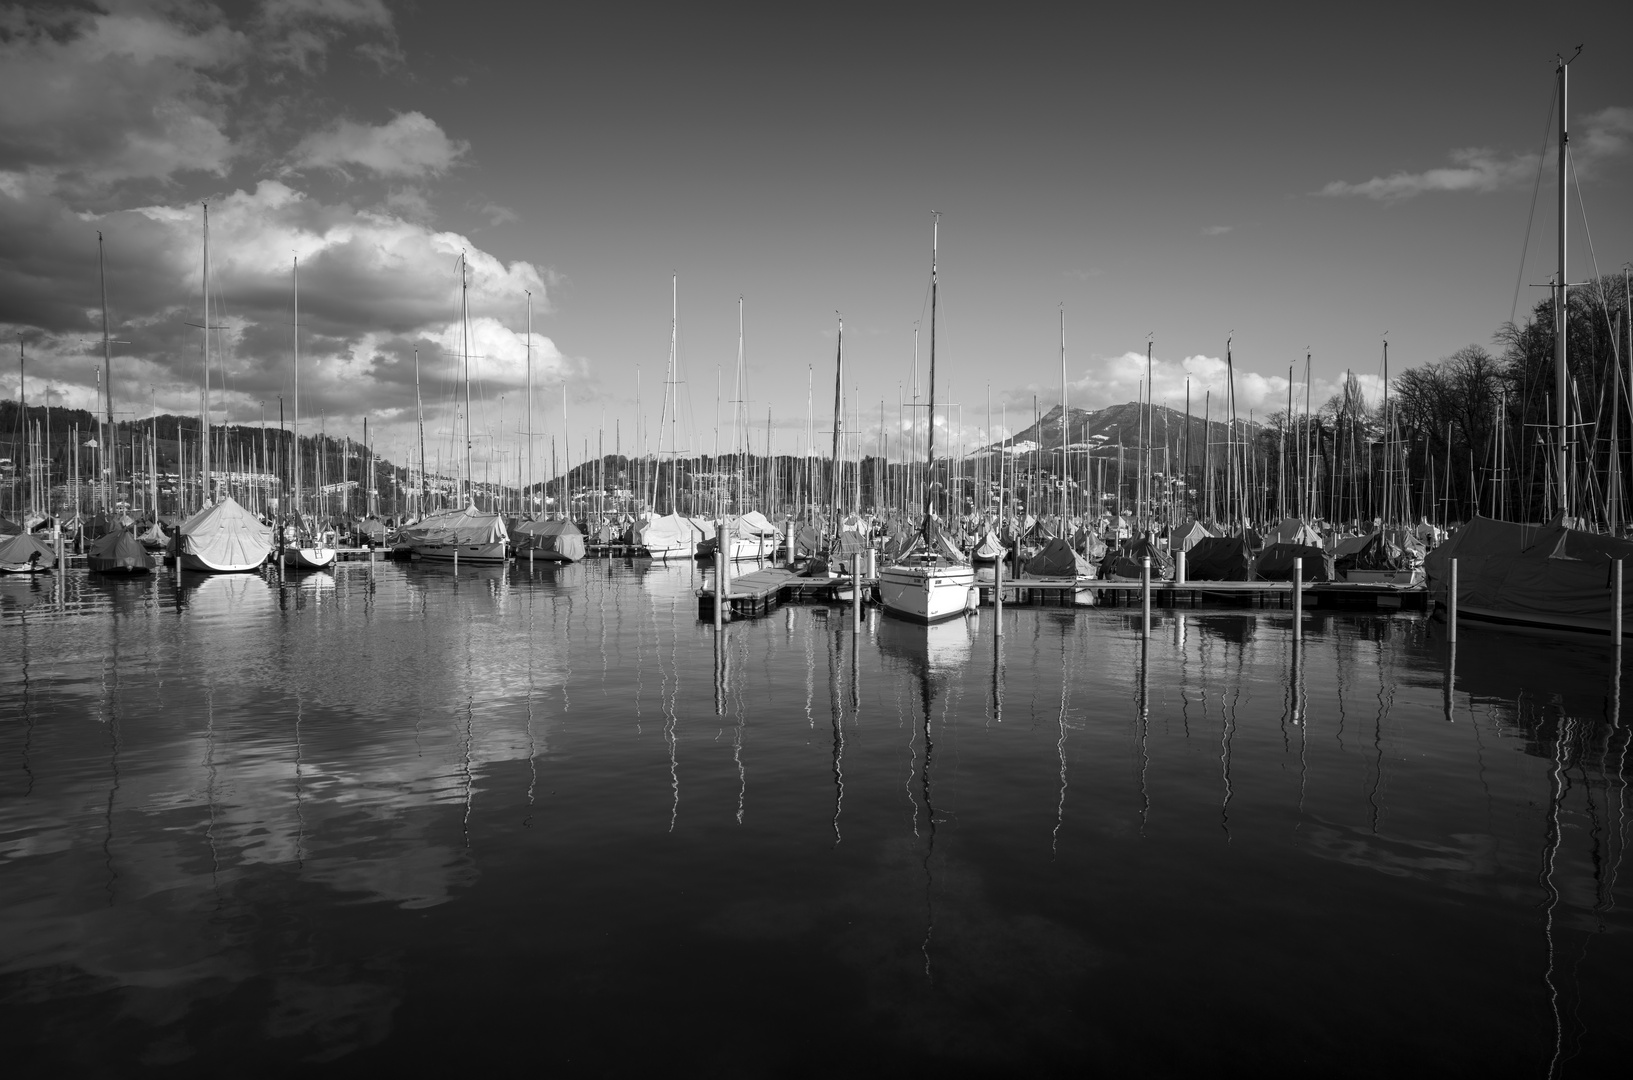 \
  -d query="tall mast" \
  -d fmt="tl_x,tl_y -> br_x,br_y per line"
923,212 -> 940,534
292,257 -> 301,520
201,203 -> 211,505
668,274 -> 677,513
461,253 -> 473,507
526,290 -> 533,515
1555,52 -> 1572,518
1059,305 -> 1067,520
830,314 -> 843,517
98,232 -> 113,514
415,348 -> 427,515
